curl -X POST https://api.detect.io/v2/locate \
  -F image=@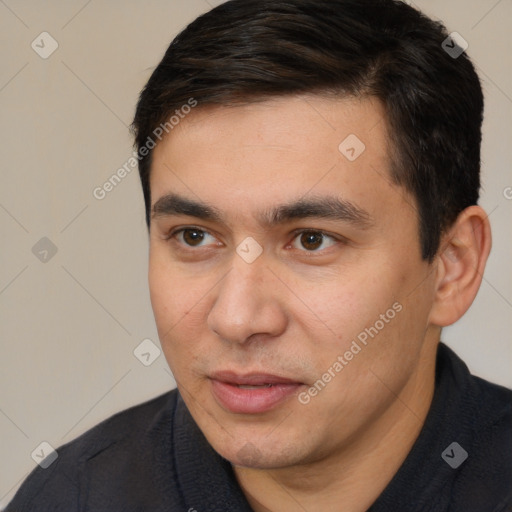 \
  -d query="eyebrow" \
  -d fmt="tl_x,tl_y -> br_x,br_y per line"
152,193 -> 372,229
